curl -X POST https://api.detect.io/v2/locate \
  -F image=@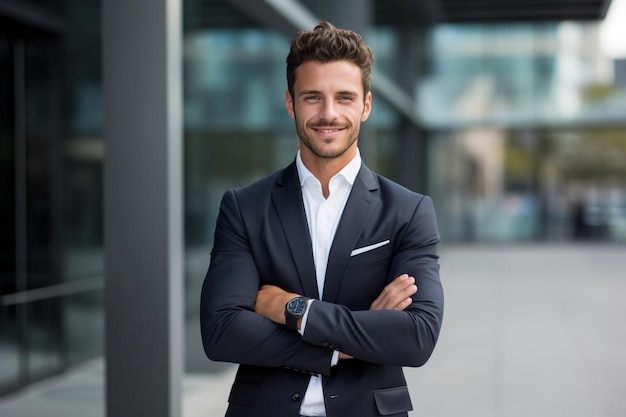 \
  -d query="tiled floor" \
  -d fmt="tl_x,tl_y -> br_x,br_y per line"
1,244 -> 625,417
